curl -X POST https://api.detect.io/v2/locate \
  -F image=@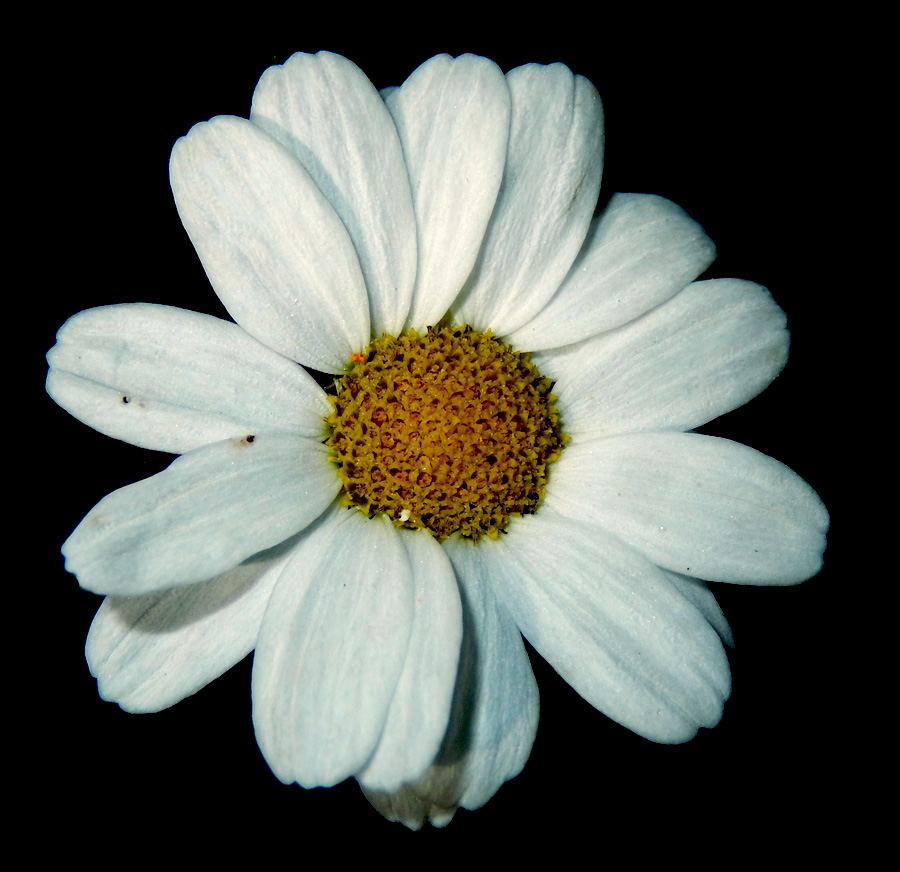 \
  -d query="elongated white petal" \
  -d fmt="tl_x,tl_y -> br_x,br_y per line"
441,534 -> 540,812
452,63 -> 603,336
507,193 -> 716,351
547,432 -> 829,584
250,51 -> 416,338
358,530 -> 463,792
384,54 -> 510,331
86,541 -> 294,712
46,304 -> 332,454
362,532 -> 540,828
63,434 -> 339,596
482,511 -> 731,743
170,115 -> 369,373
535,279 -> 789,438
252,511 -> 414,788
